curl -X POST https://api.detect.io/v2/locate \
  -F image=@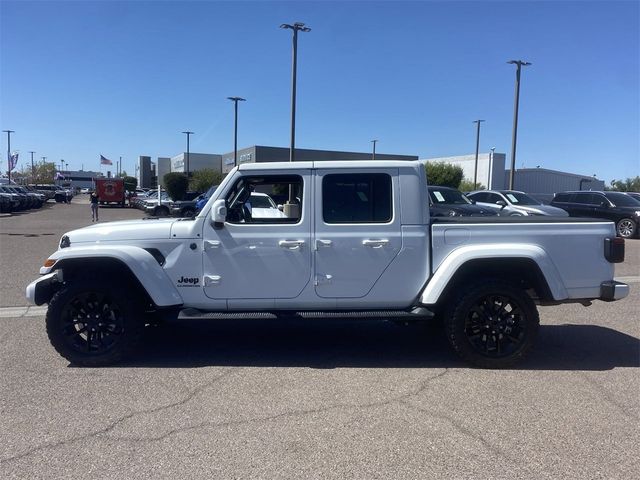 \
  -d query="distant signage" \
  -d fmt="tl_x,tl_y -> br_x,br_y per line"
239,153 -> 252,164
224,157 -> 234,165
174,159 -> 184,170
